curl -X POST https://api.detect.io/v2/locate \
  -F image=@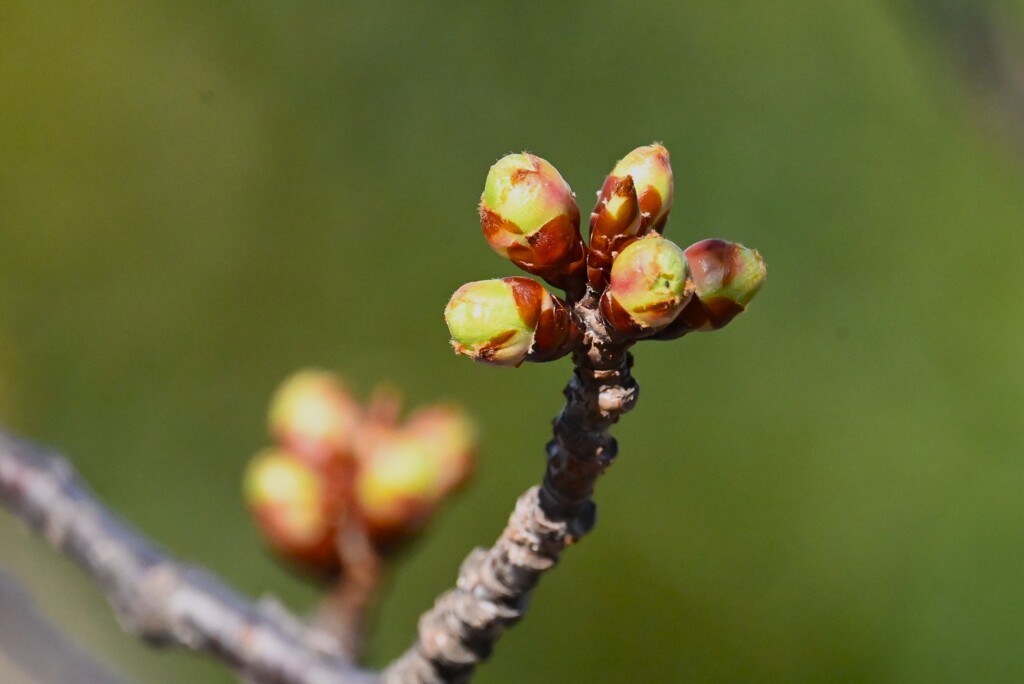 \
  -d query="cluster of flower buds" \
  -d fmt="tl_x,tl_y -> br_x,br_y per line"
244,370 -> 476,575
446,144 -> 766,362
